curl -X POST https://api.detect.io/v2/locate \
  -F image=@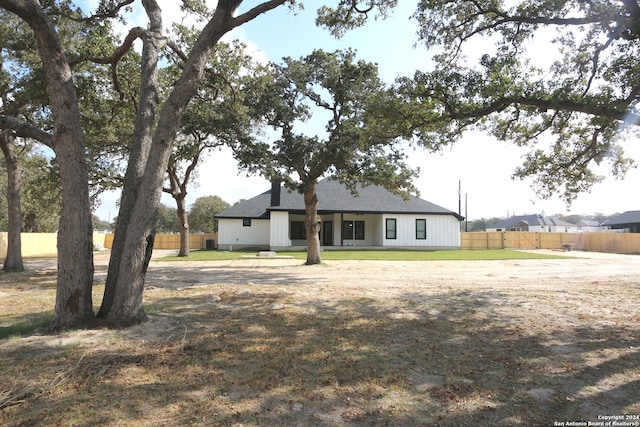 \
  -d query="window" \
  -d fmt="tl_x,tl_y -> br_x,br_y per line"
291,221 -> 306,239
355,221 -> 365,240
342,221 -> 354,240
386,218 -> 397,239
416,219 -> 426,239
343,220 -> 365,240
242,218 -> 252,227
